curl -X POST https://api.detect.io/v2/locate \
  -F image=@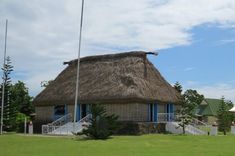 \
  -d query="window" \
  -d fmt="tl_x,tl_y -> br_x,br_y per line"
54,105 -> 65,116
